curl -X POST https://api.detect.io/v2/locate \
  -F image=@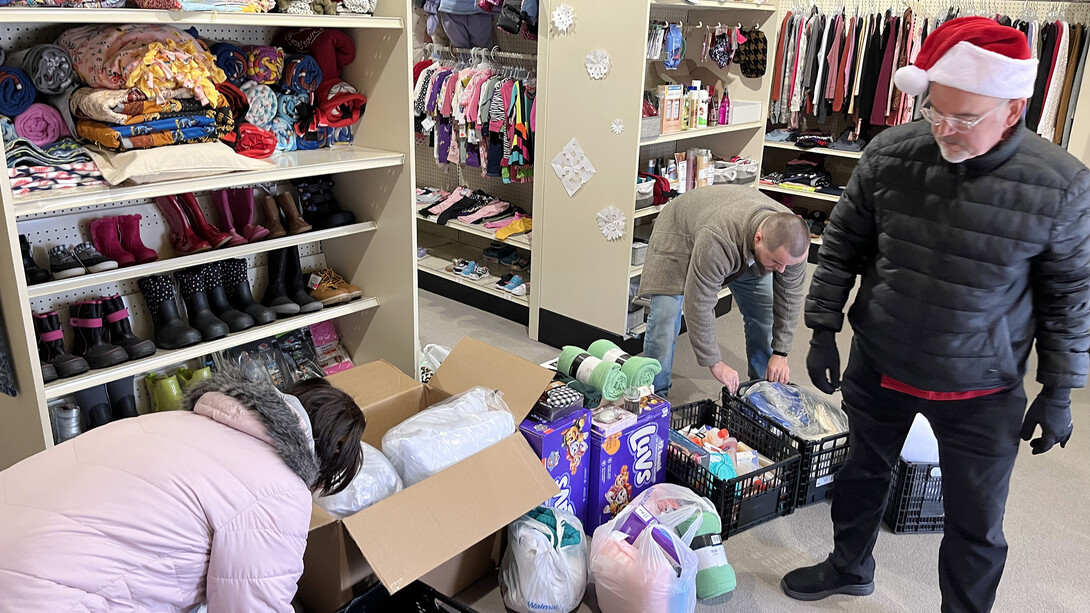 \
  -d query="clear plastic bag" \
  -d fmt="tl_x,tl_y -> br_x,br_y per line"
500,506 -> 588,613
314,443 -> 404,518
742,381 -> 849,440
381,386 -> 515,486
